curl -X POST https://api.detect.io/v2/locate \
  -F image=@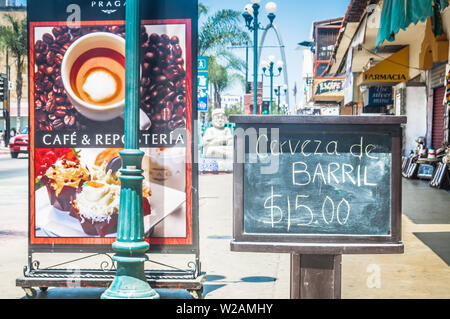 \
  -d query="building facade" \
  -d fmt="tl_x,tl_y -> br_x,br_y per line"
323,0 -> 450,156
0,3 -> 27,132
299,18 -> 345,115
